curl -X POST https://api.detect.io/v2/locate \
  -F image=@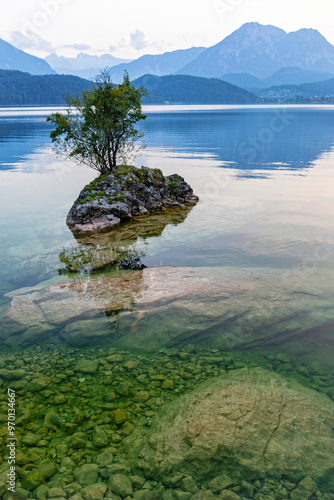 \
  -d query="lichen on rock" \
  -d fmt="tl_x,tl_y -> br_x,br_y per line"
66,165 -> 199,235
